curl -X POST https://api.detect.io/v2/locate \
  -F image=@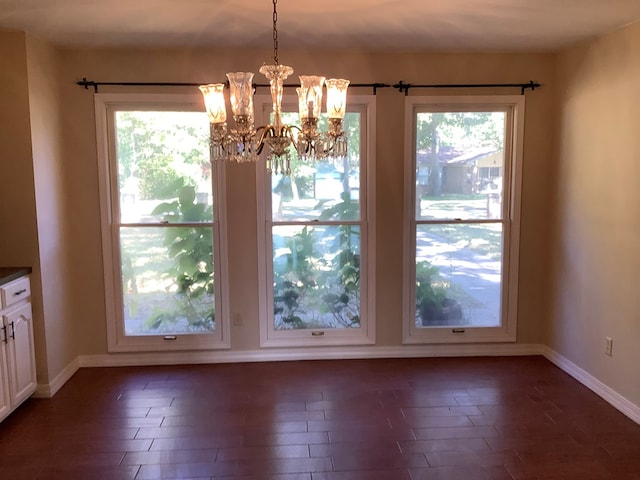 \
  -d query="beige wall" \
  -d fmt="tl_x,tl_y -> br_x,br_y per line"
25,36 -> 79,381
57,47 -> 556,355
0,31 -> 51,383
552,21 -> 640,406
